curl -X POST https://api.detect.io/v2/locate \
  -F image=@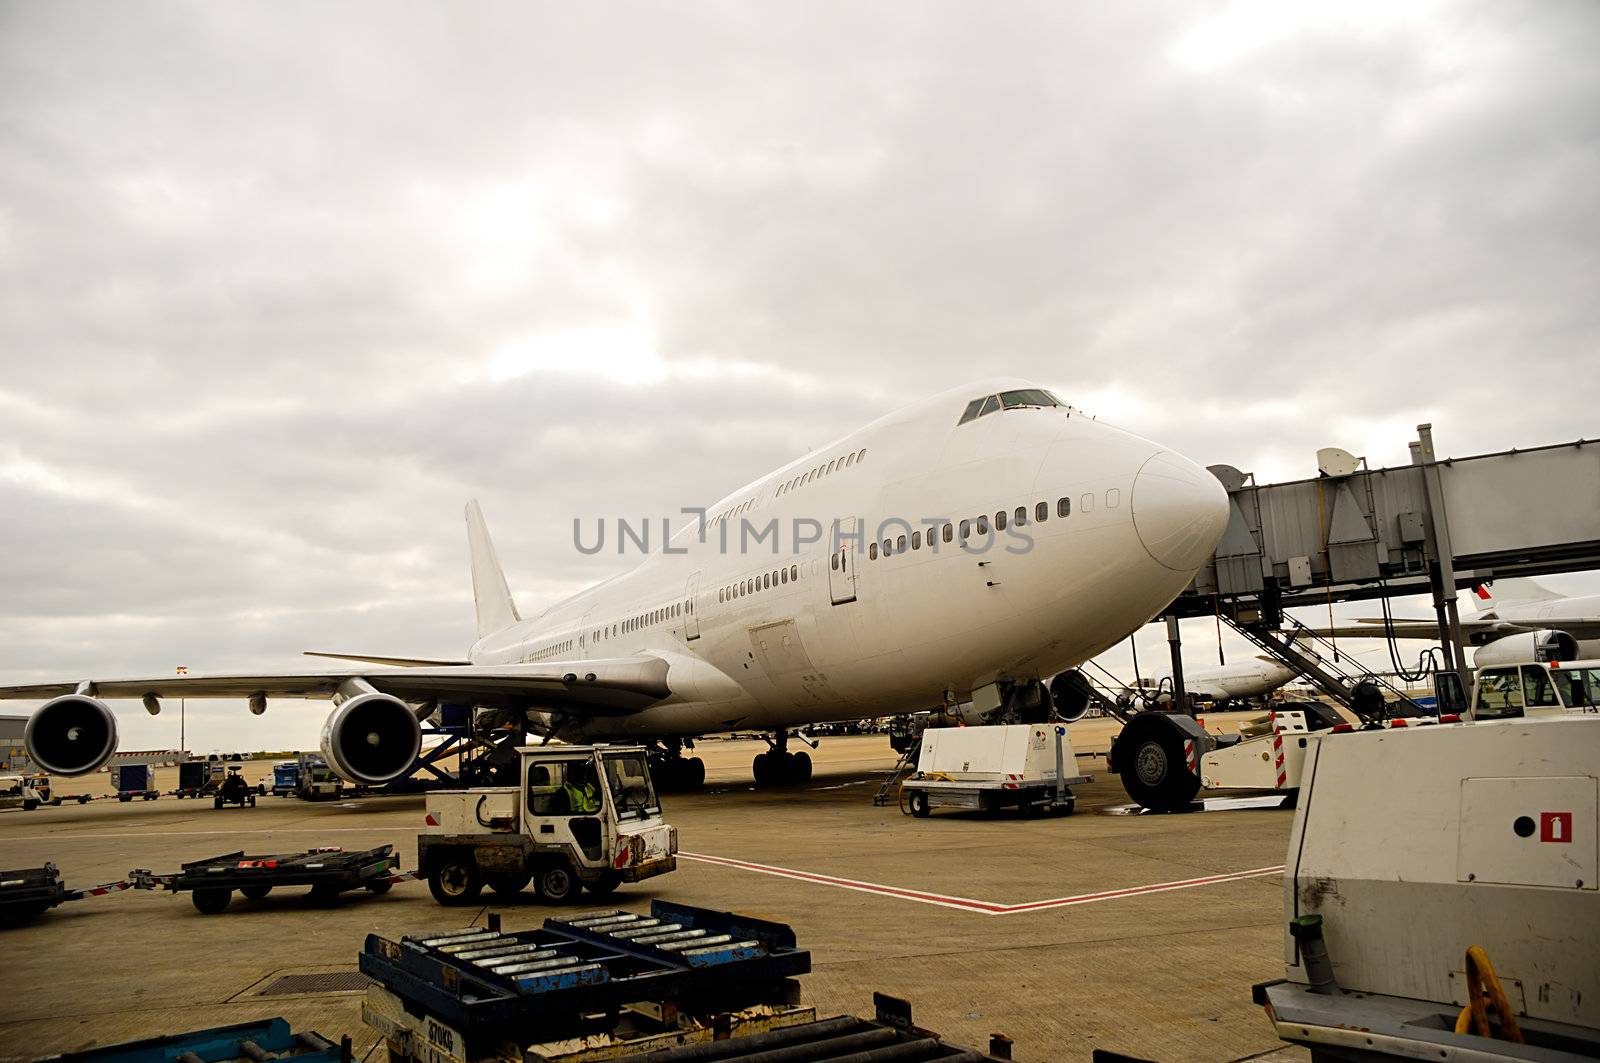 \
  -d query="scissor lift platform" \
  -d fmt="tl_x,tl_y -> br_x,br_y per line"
133,844 -> 402,914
